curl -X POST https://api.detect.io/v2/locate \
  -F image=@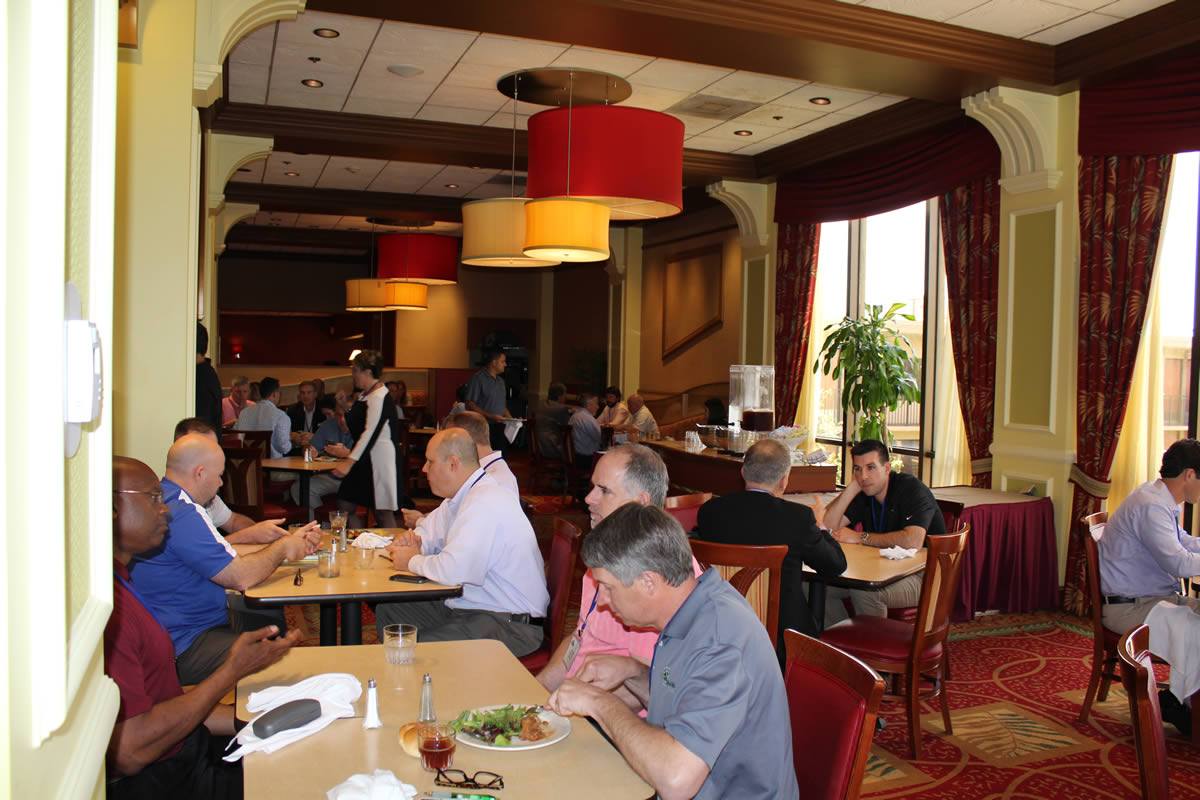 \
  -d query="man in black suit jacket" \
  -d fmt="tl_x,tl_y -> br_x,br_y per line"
695,438 -> 847,638
286,380 -> 322,454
